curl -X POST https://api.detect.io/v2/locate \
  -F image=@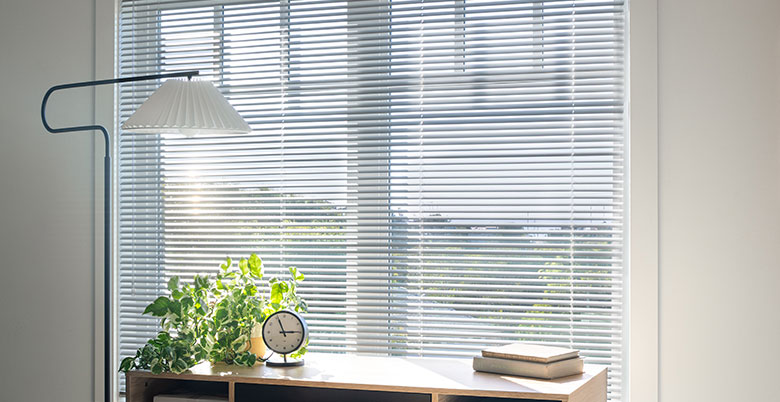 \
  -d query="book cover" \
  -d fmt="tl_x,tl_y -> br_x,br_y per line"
473,356 -> 584,380
481,343 -> 579,363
